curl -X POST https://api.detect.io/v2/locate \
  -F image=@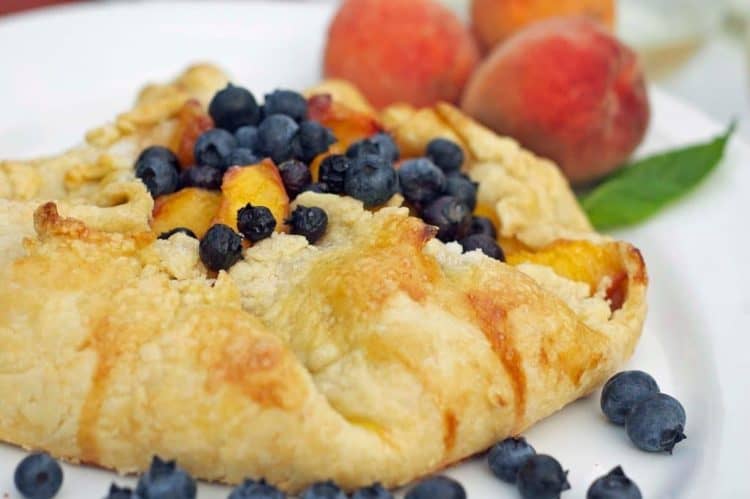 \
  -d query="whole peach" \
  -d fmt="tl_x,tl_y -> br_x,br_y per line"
471,0 -> 615,51
461,17 -> 650,184
323,0 -> 480,109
